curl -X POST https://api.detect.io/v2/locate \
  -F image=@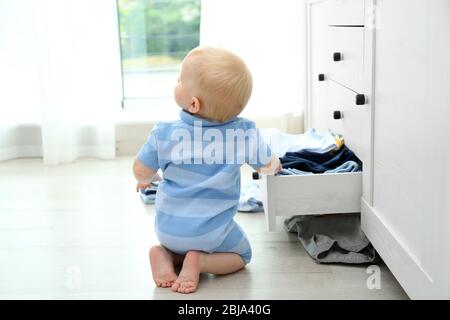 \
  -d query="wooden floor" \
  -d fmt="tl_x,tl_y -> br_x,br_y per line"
0,158 -> 408,300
